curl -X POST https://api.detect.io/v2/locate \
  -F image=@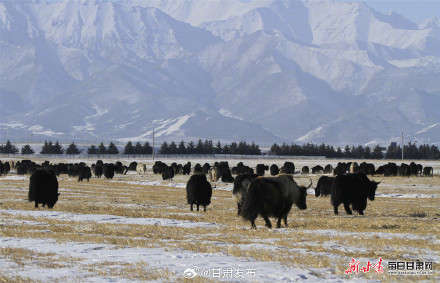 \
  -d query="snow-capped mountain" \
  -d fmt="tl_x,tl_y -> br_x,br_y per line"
1,0 -> 439,146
